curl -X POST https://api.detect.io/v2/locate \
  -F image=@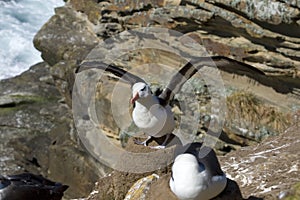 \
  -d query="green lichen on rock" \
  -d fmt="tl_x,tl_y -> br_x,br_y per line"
284,182 -> 300,200
0,93 -> 54,107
